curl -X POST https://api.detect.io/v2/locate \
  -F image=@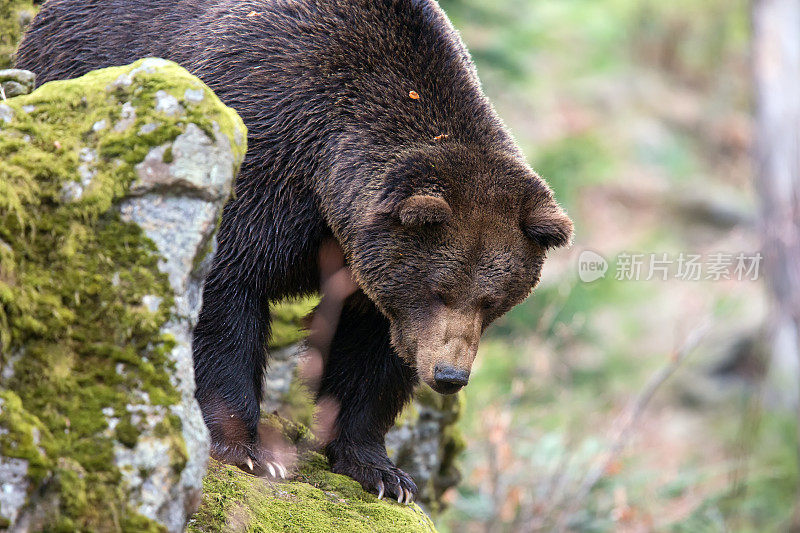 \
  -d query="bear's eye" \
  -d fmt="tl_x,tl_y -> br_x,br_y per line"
432,290 -> 451,306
